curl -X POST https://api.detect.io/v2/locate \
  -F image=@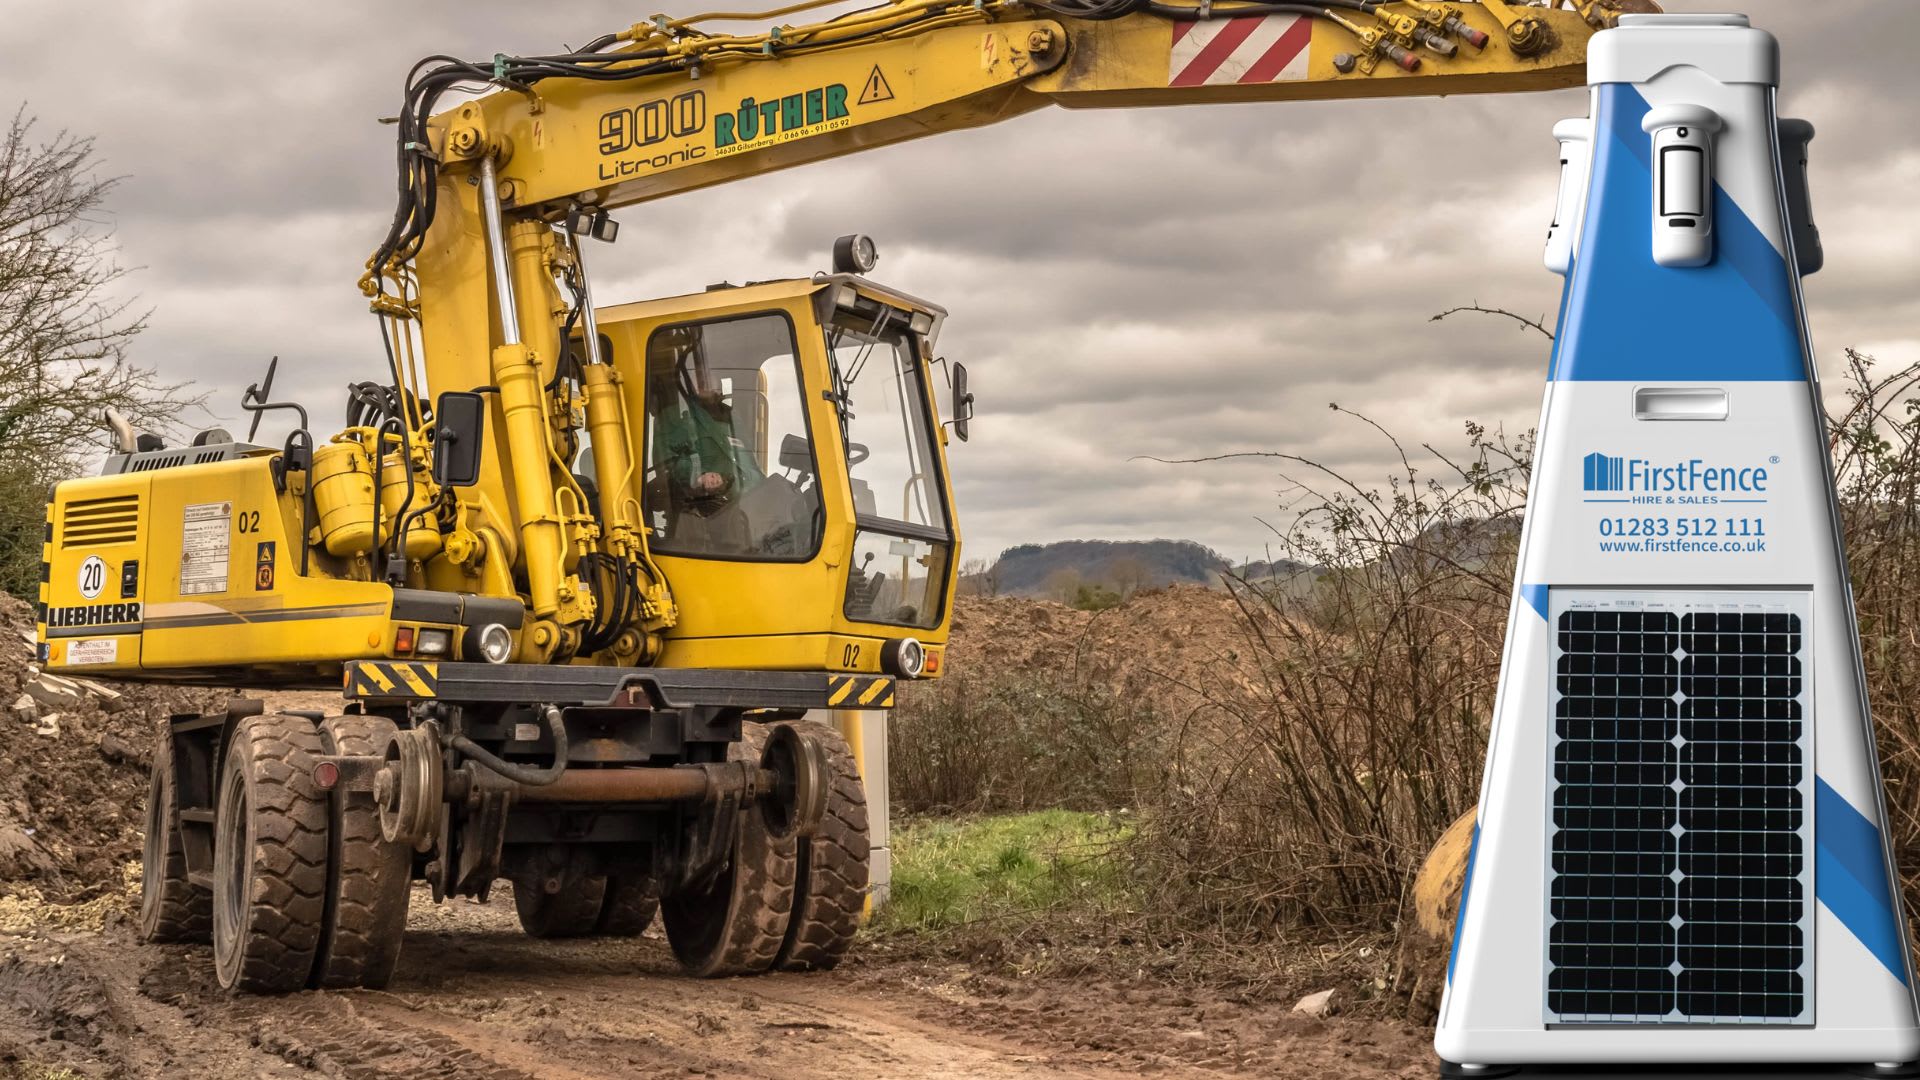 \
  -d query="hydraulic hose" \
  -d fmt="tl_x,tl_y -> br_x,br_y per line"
449,705 -> 569,786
